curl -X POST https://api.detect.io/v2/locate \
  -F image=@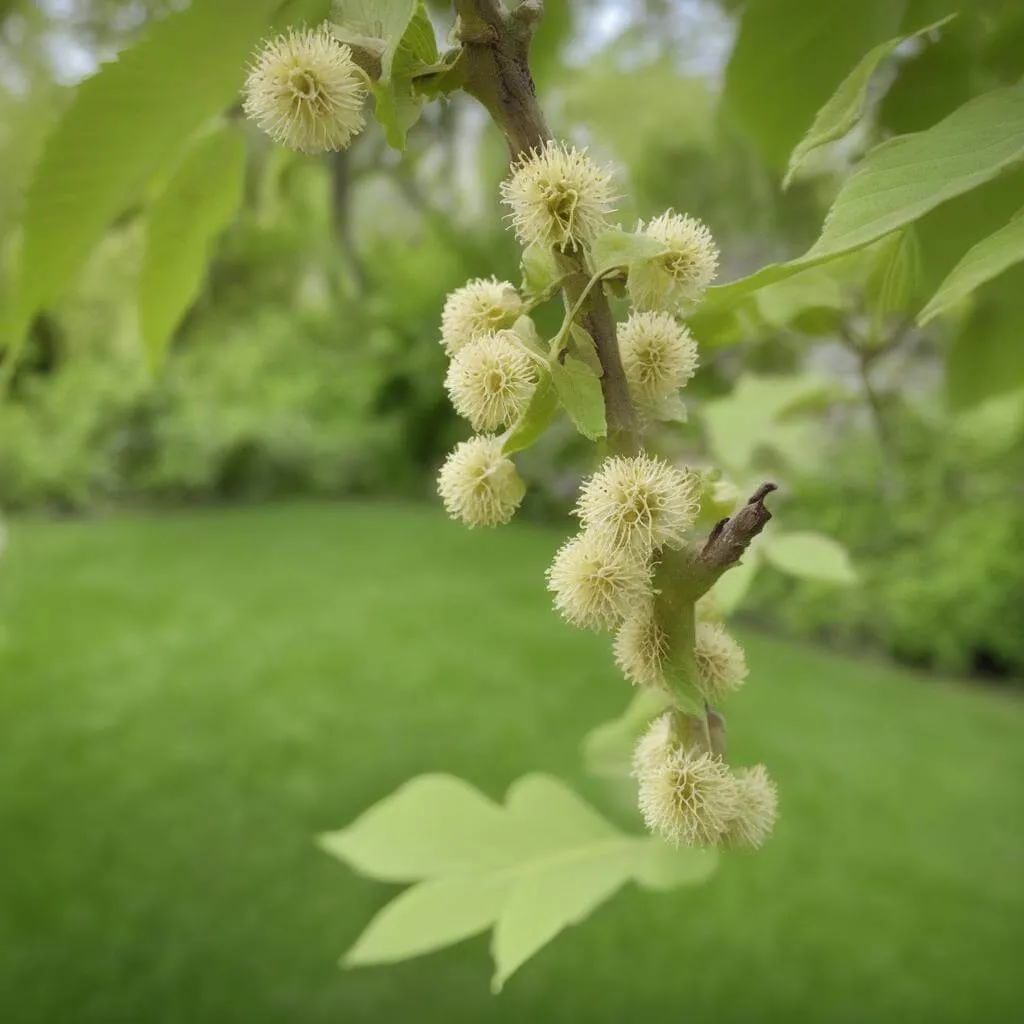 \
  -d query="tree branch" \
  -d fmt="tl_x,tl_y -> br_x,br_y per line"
700,483 -> 776,574
453,0 -> 638,448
